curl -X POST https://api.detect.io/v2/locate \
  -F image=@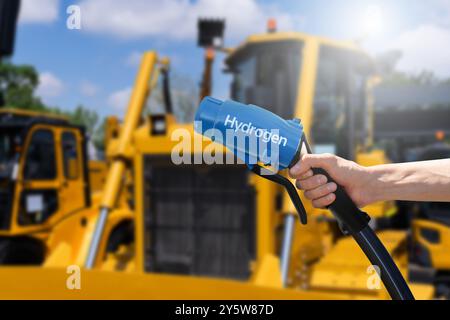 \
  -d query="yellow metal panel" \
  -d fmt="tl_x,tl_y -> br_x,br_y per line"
252,176 -> 278,258
0,108 -> 68,121
282,37 -> 319,215
0,267 -> 353,300
88,160 -> 107,192
227,32 -> 363,64
44,204 -> 132,268
310,231 -> 409,296
412,219 -> 450,270
295,37 -> 319,135
356,149 -> 390,167
250,254 -> 282,288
